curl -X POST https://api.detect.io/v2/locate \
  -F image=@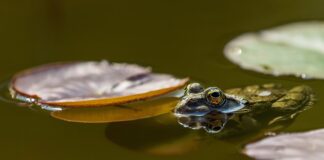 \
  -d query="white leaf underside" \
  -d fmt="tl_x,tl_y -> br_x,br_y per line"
244,128 -> 324,160
12,60 -> 186,103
